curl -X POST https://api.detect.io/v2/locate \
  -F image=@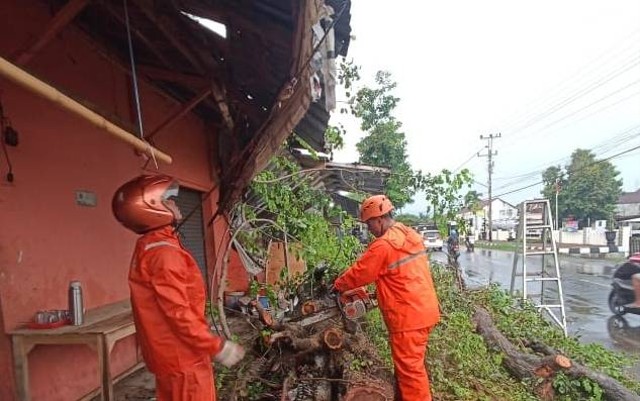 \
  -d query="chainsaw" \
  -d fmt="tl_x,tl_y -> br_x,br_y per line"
288,286 -> 377,328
